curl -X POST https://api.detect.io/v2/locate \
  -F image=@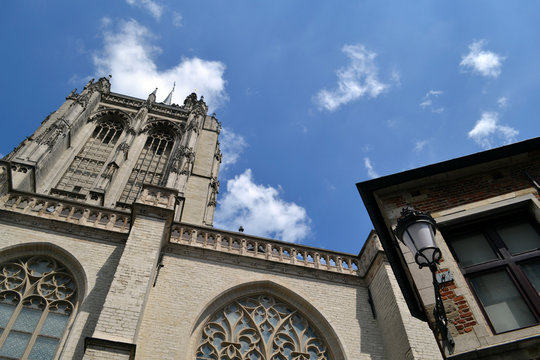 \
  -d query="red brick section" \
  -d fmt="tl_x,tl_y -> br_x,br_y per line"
437,265 -> 477,334
385,151 -> 540,214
